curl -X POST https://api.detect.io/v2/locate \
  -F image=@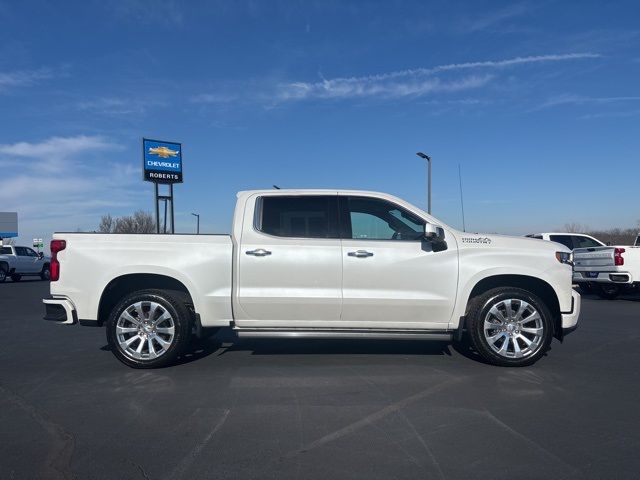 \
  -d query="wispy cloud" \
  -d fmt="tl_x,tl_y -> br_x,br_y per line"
277,74 -> 493,101
76,96 -> 167,115
538,94 -> 640,109
0,136 -> 142,236
0,135 -> 113,171
0,67 -> 54,91
462,3 -> 531,32
189,93 -> 238,104
275,53 -> 601,102
580,109 -> 640,120
104,0 -> 183,27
